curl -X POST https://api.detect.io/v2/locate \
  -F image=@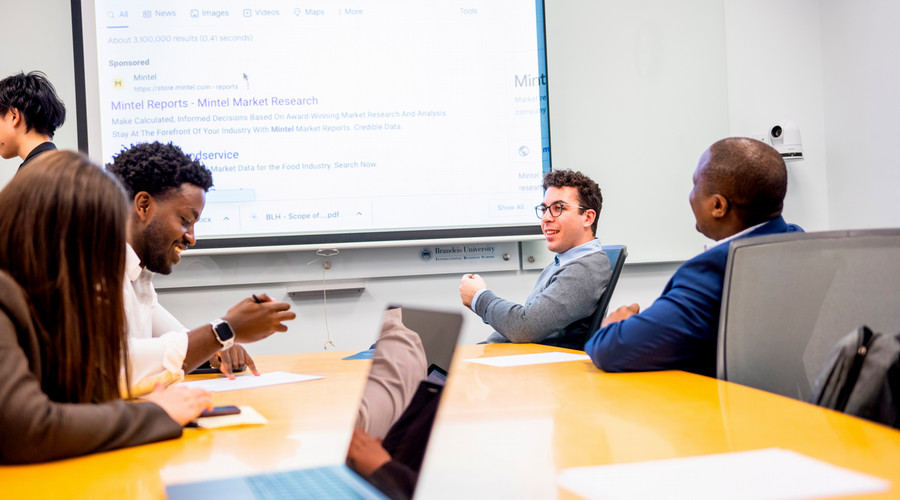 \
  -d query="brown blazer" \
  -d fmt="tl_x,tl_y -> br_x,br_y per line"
0,271 -> 183,464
